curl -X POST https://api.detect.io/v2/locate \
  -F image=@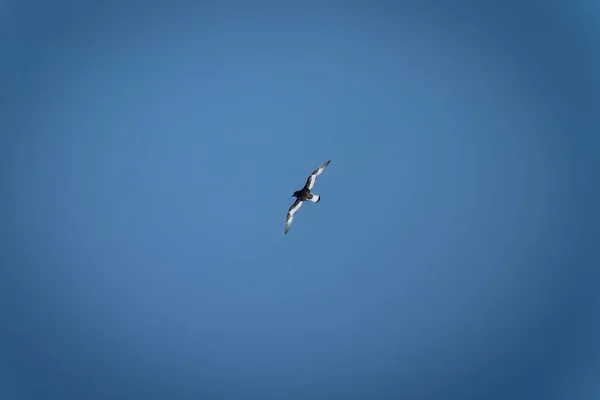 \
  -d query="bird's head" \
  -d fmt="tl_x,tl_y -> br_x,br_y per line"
292,191 -> 299,198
